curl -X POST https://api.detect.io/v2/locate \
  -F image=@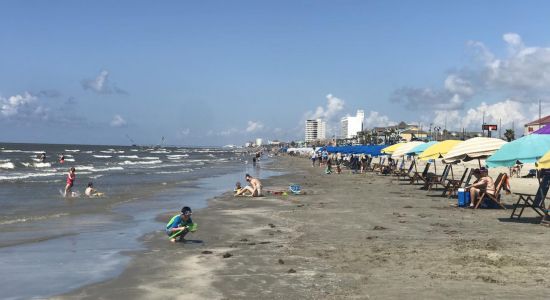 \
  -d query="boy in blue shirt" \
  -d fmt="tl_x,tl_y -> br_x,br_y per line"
166,206 -> 195,242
